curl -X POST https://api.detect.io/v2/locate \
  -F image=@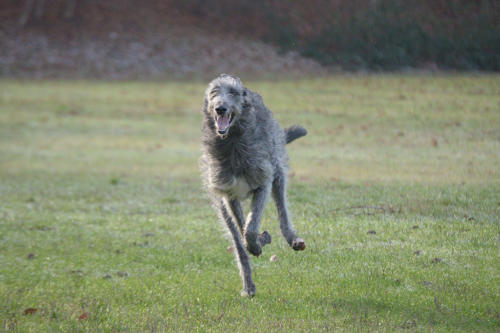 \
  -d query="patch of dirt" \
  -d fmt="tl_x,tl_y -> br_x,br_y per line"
1,1 -> 323,79
0,27 -> 323,79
